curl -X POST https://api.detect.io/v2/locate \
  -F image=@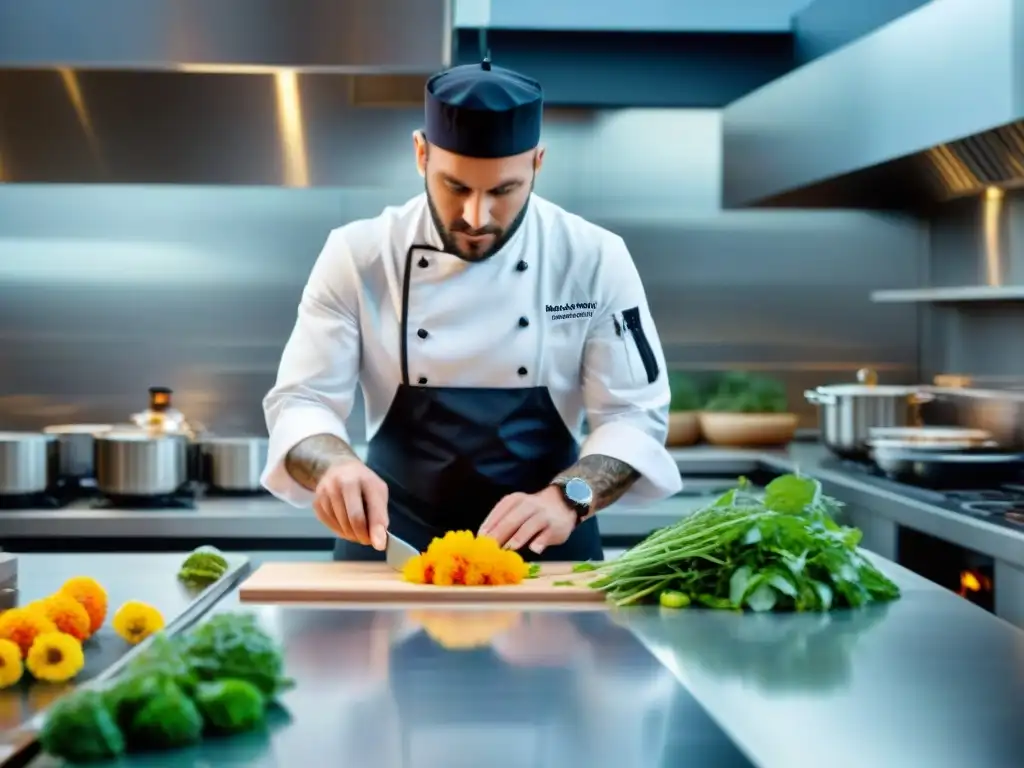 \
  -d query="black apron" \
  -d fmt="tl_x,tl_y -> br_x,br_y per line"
334,245 -> 603,563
